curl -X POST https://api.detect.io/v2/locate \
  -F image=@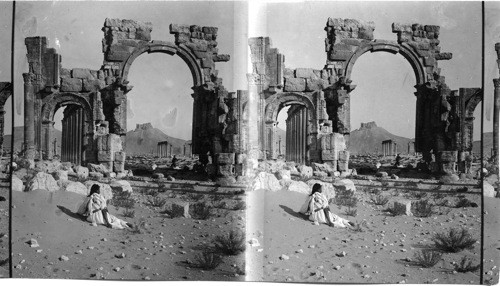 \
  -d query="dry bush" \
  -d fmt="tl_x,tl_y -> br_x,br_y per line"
335,189 -> 358,208
413,249 -> 442,268
213,230 -> 246,255
432,228 -> 477,253
454,197 -> 478,208
129,218 -> 146,234
370,194 -> 389,206
193,250 -> 223,270
413,199 -> 434,218
454,255 -> 481,273
344,207 -> 357,217
122,208 -> 135,218
351,220 -> 368,232
109,191 -> 135,209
